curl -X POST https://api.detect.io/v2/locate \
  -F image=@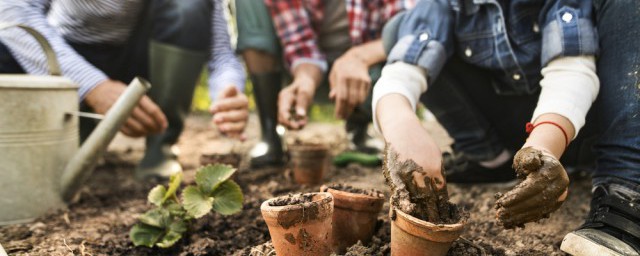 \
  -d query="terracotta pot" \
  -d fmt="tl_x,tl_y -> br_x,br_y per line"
199,153 -> 241,168
390,207 -> 464,256
321,186 -> 385,254
261,192 -> 334,256
289,144 -> 330,185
